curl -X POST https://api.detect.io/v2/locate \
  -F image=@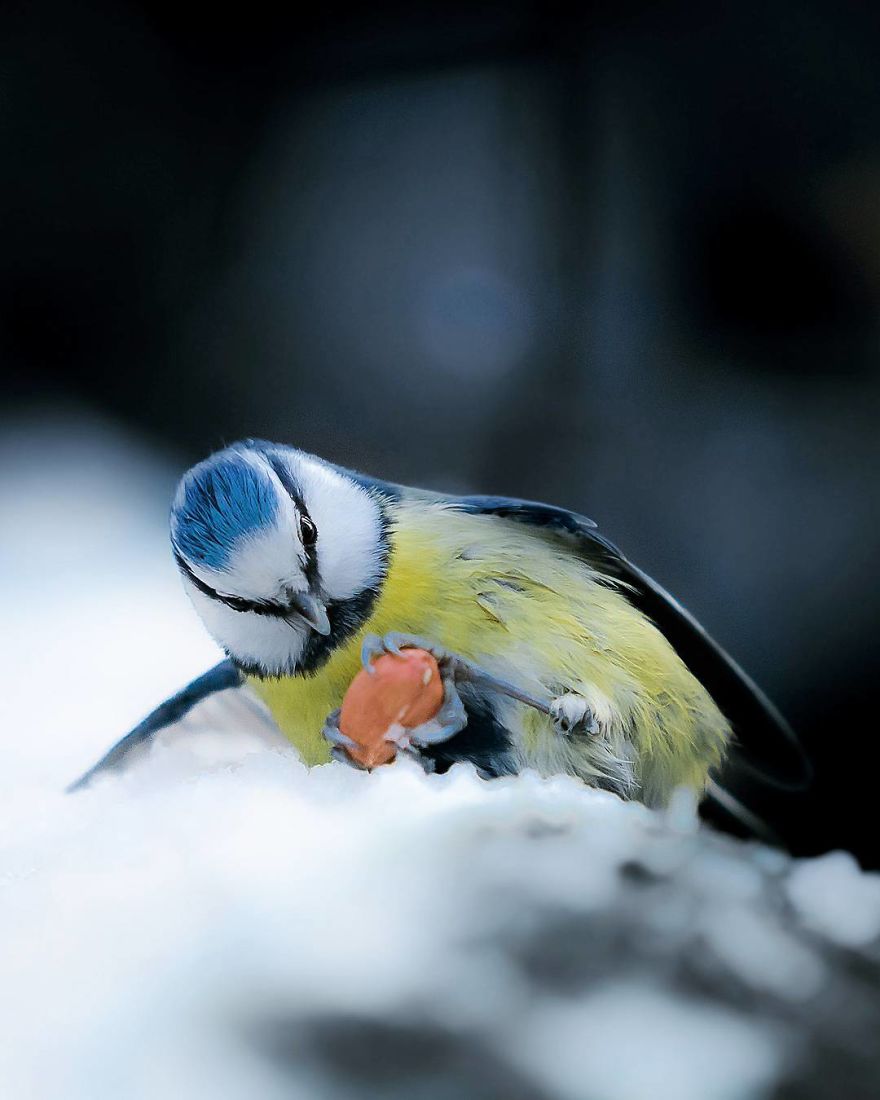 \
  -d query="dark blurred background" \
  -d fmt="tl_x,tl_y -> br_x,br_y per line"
2,1 -> 878,862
